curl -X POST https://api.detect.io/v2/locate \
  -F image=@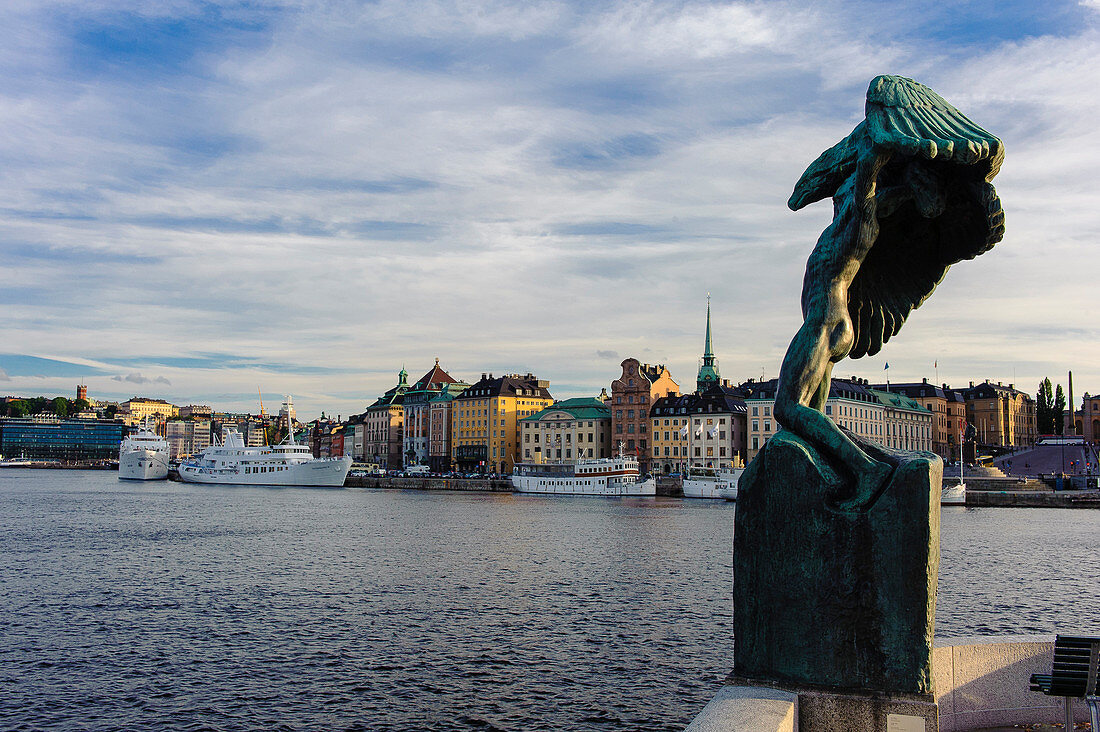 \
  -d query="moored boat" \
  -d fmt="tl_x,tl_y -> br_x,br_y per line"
941,482 -> 966,505
683,465 -> 744,499
118,423 -> 170,481
511,449 -> 655,496
178,428 -> 351,487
